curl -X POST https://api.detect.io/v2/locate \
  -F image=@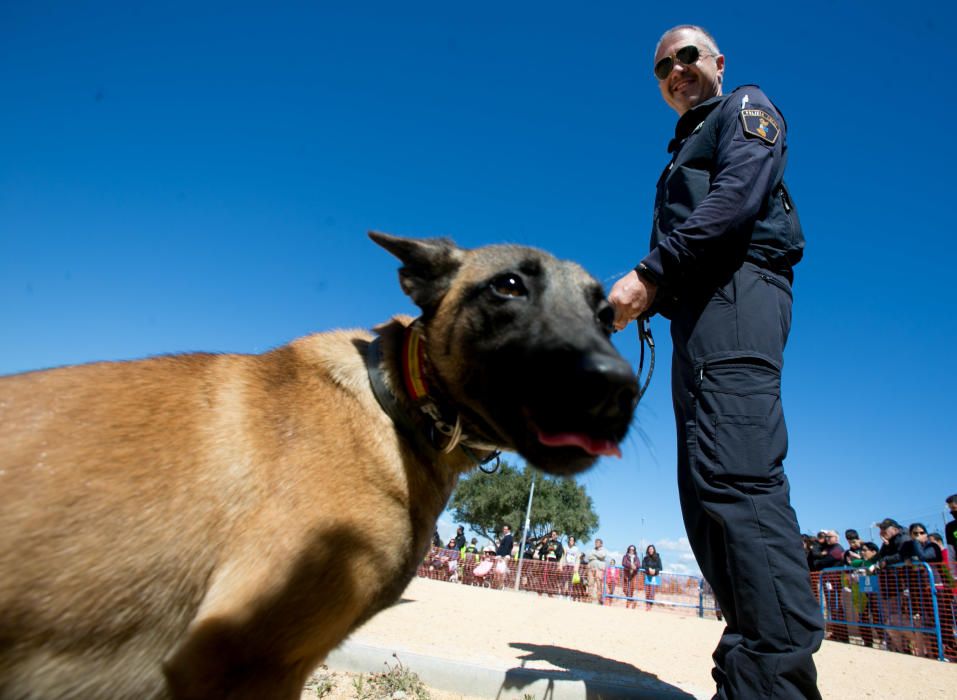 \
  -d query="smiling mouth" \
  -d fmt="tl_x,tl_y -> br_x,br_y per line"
672,77 -> 695,93
536,429 -> 622,458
